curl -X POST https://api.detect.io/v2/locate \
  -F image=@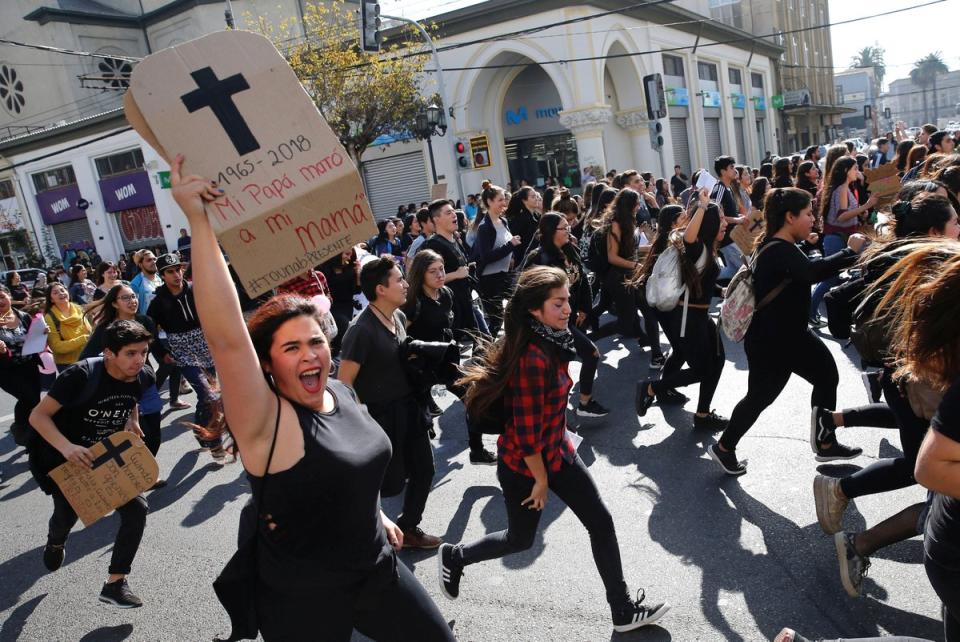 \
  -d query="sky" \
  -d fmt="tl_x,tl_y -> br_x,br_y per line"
382,0 -> 960,91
